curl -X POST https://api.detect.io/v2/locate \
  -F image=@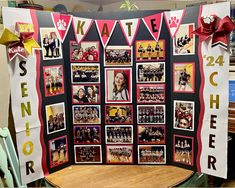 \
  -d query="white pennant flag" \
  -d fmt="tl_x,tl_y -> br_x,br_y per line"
72,17 -> 93,44
164,9 -> 185,38
119,18 -> 140,46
